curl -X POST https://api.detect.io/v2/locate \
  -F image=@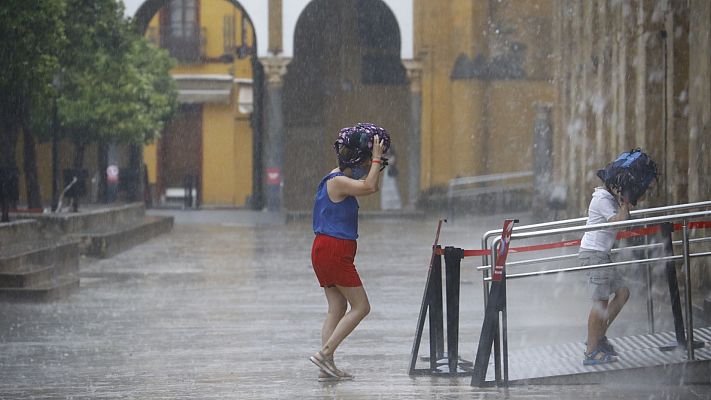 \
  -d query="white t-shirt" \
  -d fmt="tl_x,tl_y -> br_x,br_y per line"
580,187 -> 620,252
